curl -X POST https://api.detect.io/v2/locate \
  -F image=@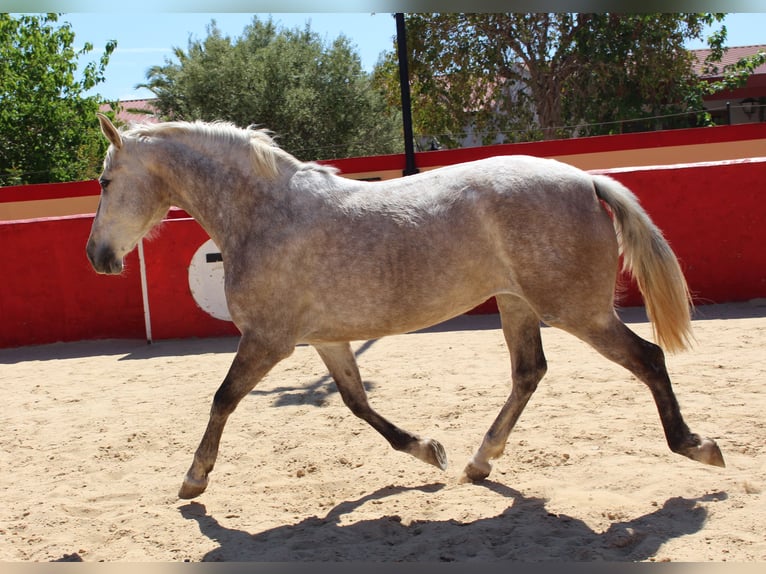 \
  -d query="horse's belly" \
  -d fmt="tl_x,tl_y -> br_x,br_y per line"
298,272 -> 507,343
